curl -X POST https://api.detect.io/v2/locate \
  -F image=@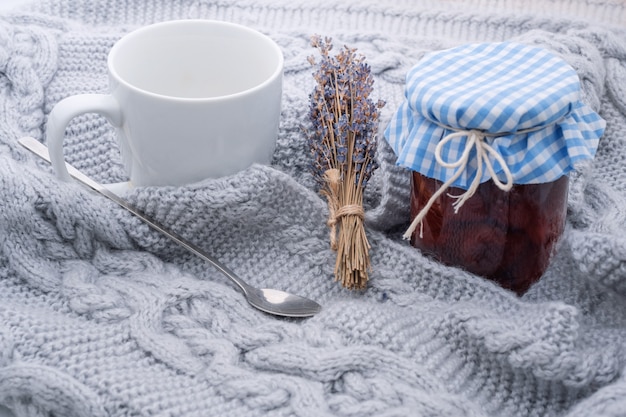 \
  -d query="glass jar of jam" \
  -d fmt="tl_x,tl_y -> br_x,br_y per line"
410,172 -> 569,294
384,42 -> 605,295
